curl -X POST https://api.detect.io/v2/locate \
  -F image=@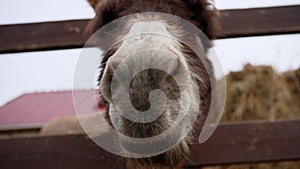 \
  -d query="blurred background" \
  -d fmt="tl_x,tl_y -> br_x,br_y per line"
0,1 -> 300,168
